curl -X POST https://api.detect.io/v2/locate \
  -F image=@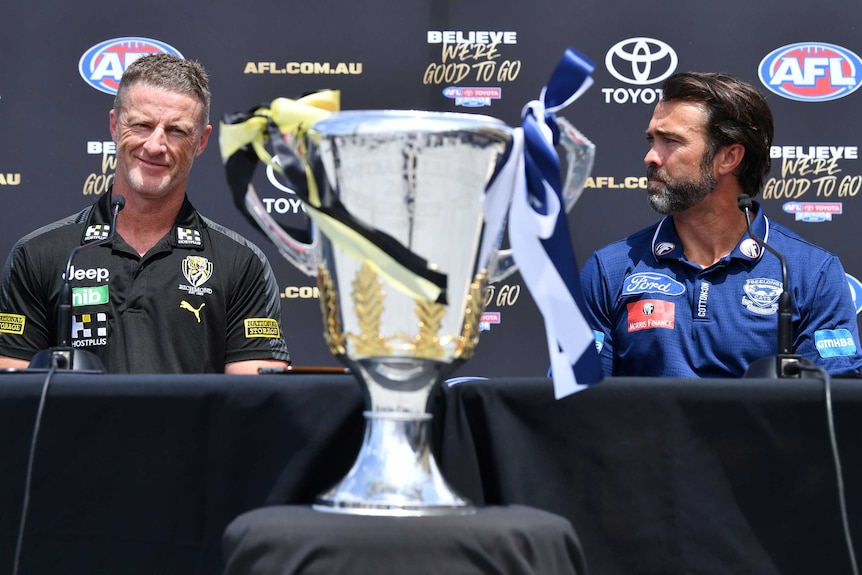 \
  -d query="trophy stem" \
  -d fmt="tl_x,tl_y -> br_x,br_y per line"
313,409 -> 474,516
